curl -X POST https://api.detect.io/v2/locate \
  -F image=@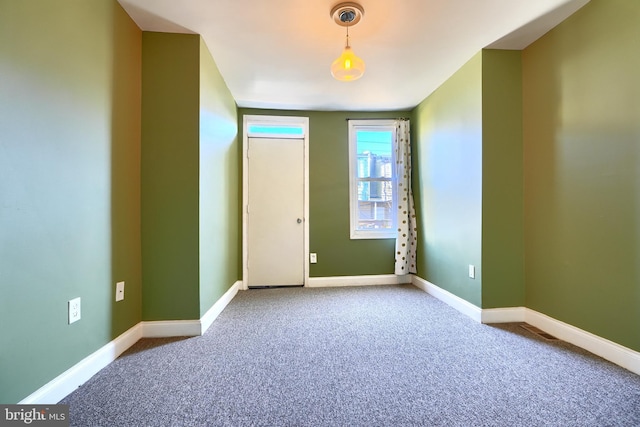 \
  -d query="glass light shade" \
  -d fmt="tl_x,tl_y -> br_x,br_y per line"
331,45 -> 365,81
